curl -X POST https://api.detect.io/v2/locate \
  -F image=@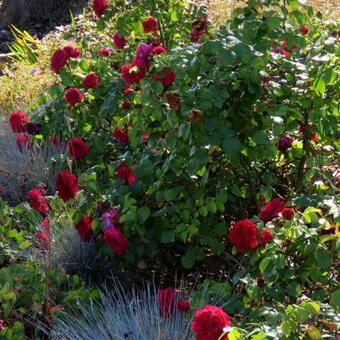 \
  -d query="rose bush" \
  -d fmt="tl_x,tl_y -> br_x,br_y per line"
2,0 -> 339,338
